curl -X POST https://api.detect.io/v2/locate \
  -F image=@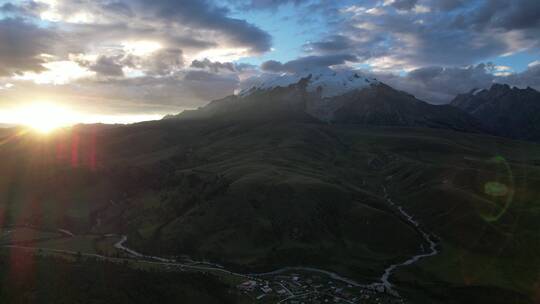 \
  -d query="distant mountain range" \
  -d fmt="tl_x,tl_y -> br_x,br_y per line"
176,69 -> 484,133
173,70 -> 540,143
451,84 -> 540,142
